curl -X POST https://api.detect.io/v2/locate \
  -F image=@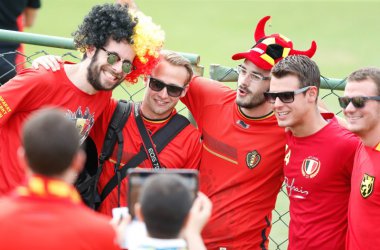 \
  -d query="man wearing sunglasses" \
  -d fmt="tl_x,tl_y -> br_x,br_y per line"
267,55 -> 360,250
32,49 -> 203,245
342,67 -> 380,250
0,3 -> 163,195
180,16 -> 317,249
88,50 -> 202,216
